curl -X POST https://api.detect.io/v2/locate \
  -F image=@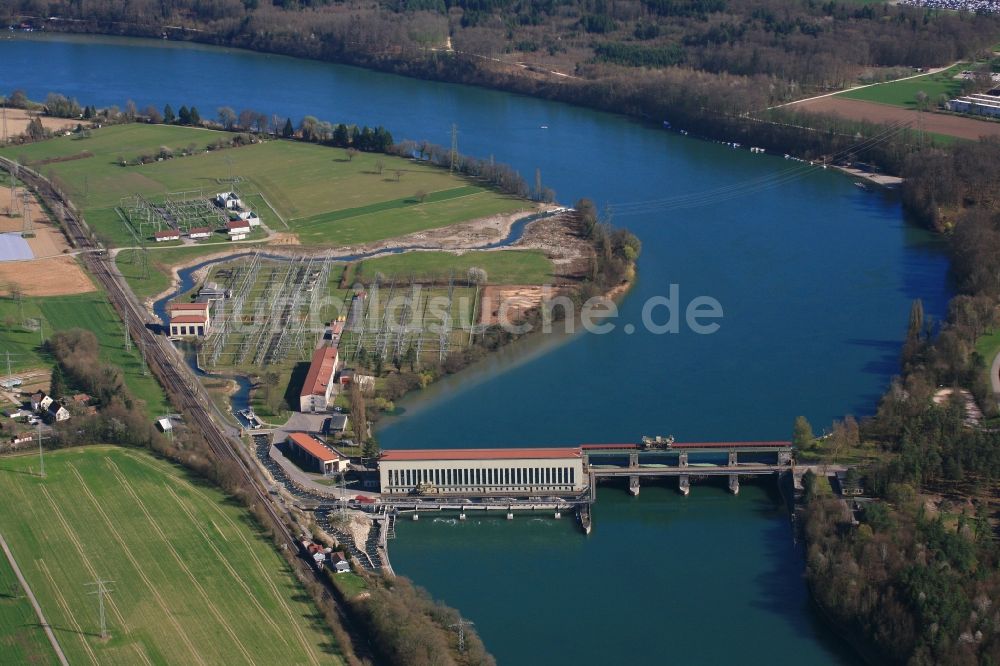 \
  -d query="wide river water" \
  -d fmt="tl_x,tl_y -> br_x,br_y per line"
3,33 -> 951,664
